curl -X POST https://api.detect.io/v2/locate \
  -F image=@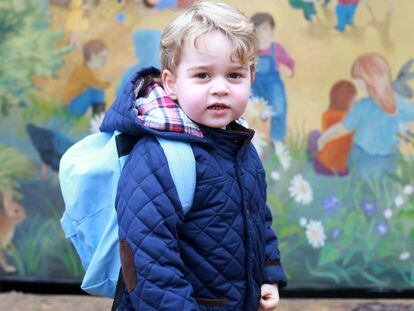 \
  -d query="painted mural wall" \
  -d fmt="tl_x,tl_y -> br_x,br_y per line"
0,0 -> 413,290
